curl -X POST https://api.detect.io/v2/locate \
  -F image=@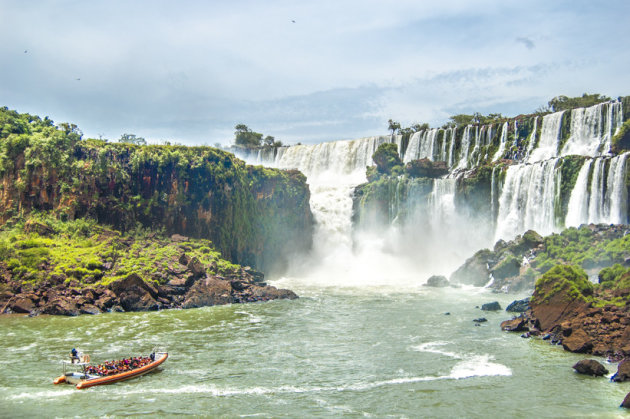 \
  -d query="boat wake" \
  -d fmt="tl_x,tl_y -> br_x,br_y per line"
412,341 -> 512,380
